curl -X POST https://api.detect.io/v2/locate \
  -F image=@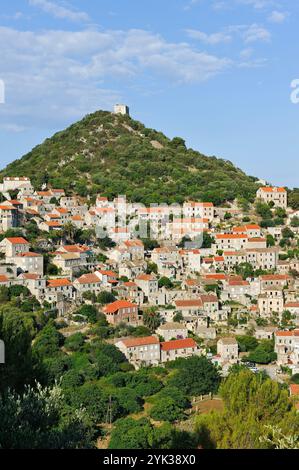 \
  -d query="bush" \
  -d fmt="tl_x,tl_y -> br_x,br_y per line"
64,333 -> 85,352
75,305 -> 98,323
168,356 -> 220,396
